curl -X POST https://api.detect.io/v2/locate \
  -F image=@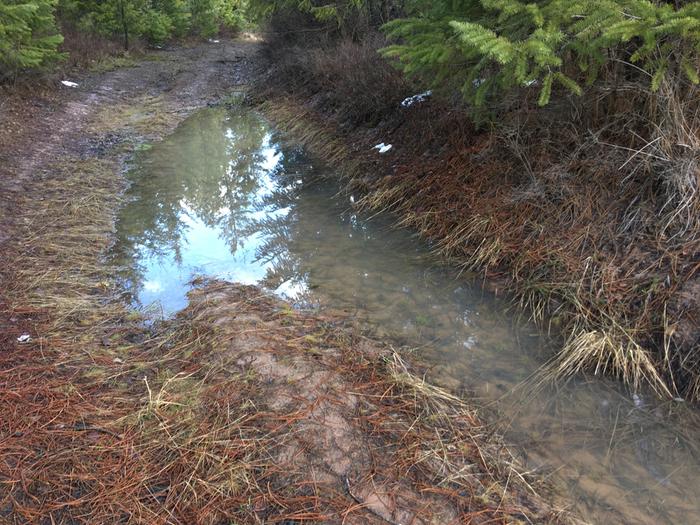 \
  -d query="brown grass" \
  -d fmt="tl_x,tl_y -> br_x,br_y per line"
259,32 -> 411,128
0,52 -> 571,523
0,170 -> 568,520
58,23 -> 145,72
256,38 -> 700,401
